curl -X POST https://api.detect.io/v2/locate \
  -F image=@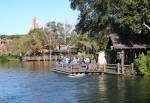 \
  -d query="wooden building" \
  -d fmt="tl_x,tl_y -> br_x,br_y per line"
107,33 -> 150,66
